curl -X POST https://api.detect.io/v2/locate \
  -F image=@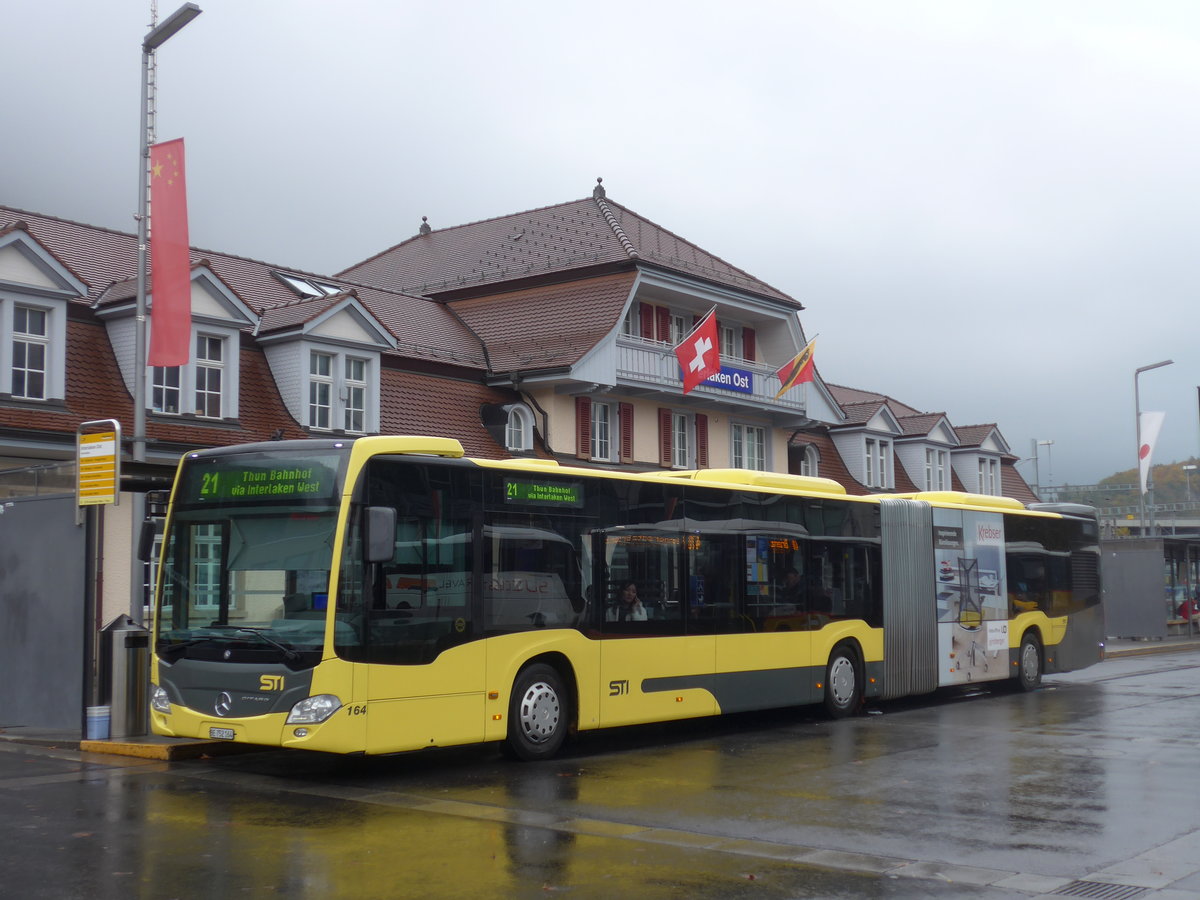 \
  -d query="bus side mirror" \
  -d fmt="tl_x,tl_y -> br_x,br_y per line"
137,519 -> 157,562
364,506 -> 396,563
